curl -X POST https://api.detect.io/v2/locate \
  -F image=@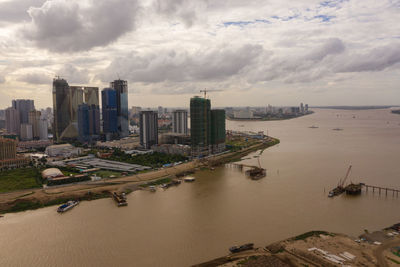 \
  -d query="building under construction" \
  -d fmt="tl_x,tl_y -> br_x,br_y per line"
210,109 -> 226,154
190,96 -> 226,157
